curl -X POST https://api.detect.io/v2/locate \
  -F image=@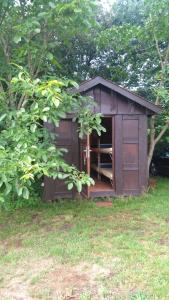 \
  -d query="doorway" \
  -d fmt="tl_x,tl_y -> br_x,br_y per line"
89,117 -> 115,197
